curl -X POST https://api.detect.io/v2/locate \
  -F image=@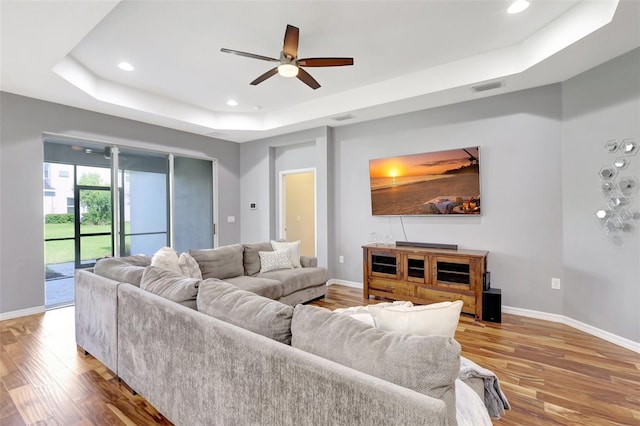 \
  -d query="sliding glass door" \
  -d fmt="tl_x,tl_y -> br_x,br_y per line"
173,156 -> 214,252
43,139 -> 216,309
118,148 -> 169,255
